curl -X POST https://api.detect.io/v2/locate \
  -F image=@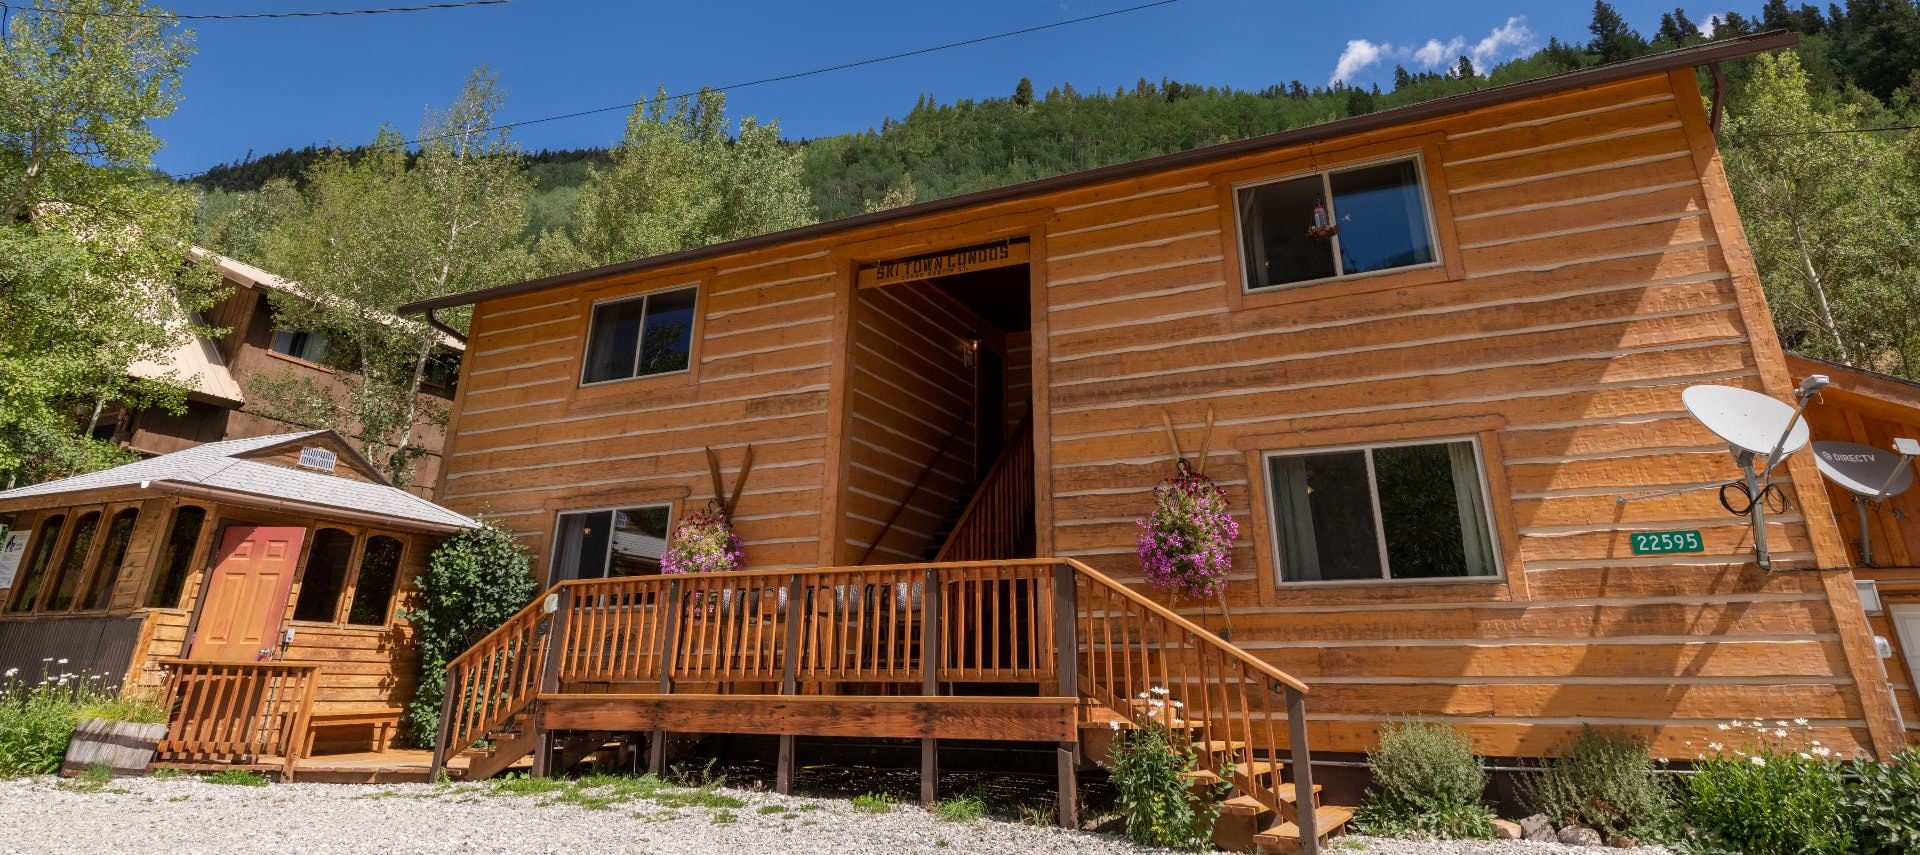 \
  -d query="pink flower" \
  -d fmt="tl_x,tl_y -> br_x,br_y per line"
1136,469 -> 1236,600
